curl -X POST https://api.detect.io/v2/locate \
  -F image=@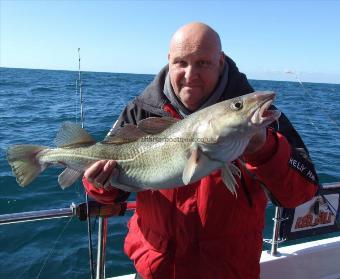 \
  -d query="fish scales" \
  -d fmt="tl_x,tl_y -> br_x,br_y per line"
117,126 -> 192,187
